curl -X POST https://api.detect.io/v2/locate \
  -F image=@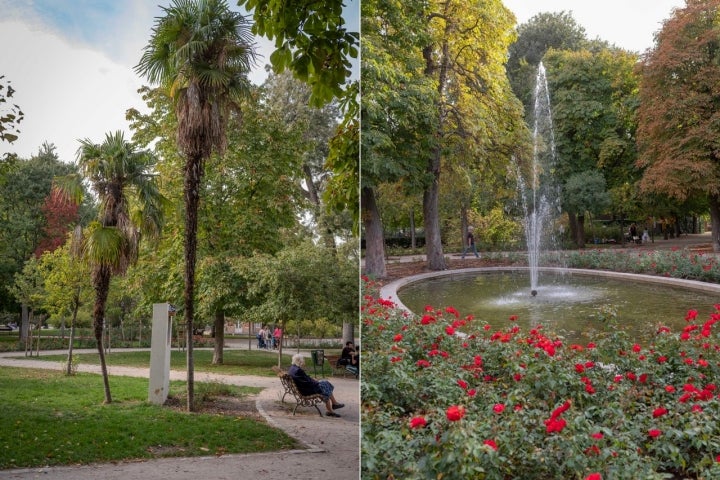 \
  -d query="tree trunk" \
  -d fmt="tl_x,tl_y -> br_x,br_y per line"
342,322 -> 354,345
66,292 -> 79,376
567,212 -> 579,248
423,37 -> 449,272
304,164 -> 336,251
93,265 -> 112,404
20,304 -> 29,342
276,322 -> 285,368
423,175 -> 446,270
576,214 -> 586,248
409,208 -> 416,249
212,310 -> 224,365
184,153 -> 202,412
423,171 -> 446,270
361,186 -> 387,278
460,205 -> 469,250
709,194 -> 720,252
